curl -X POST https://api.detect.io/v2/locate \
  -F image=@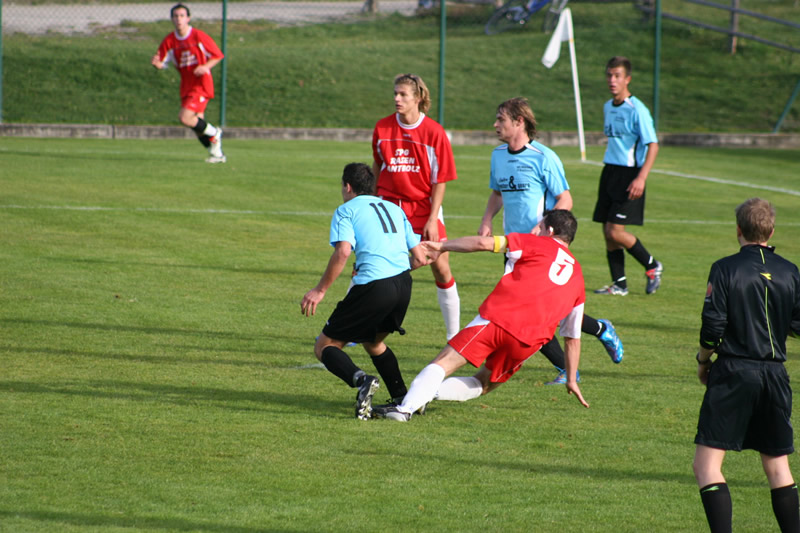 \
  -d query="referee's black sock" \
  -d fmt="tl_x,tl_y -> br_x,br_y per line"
538,337 -> 566,370
371,346 -> 407,401
771,484 -> 800,533
700,482 -> 732,533
626,238 -> 657,270
321,346 -> 361,388
191,118 -> 211,147
607,249 -> 626,289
